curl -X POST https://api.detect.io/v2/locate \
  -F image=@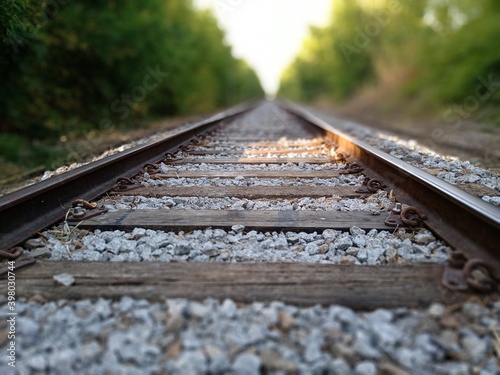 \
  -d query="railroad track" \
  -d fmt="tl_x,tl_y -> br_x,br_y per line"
1,100 -> 499,310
